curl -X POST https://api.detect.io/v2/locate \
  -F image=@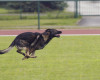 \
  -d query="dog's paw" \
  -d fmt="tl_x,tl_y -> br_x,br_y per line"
31,56 -> 37,58
34,56 -> 37,58
22,57 -> 28,60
